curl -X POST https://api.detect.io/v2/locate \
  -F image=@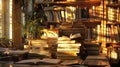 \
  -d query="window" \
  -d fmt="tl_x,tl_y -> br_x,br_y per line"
0,0 -> 12,39
9,0 -> 12,39
0,0 -> 2,37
